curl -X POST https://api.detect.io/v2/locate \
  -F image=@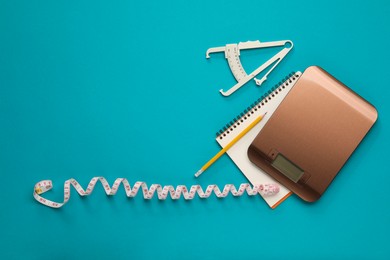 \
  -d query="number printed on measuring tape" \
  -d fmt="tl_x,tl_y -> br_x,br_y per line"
33,177 -> 280,208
